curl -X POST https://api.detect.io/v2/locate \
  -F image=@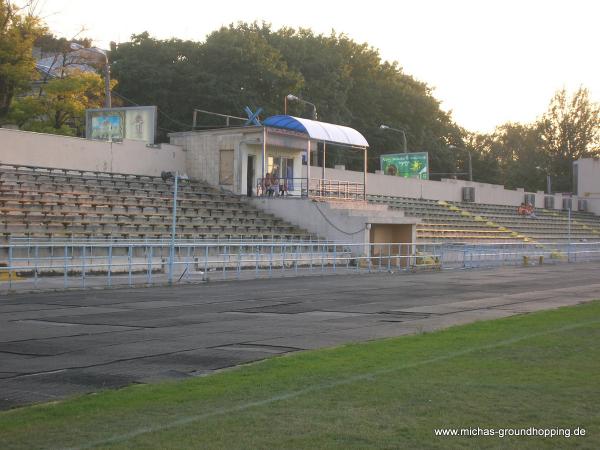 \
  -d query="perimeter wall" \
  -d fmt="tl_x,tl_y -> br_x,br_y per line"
0,128 -> 186,176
